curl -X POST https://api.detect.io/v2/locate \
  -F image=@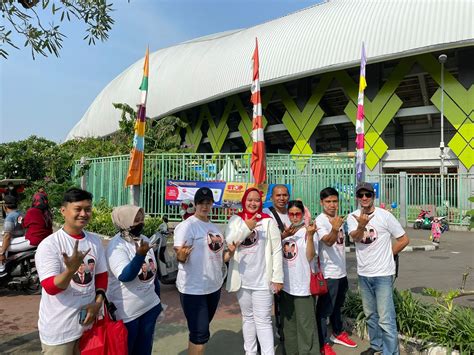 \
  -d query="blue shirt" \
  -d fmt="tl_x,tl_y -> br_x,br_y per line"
3,210 -> 25,238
